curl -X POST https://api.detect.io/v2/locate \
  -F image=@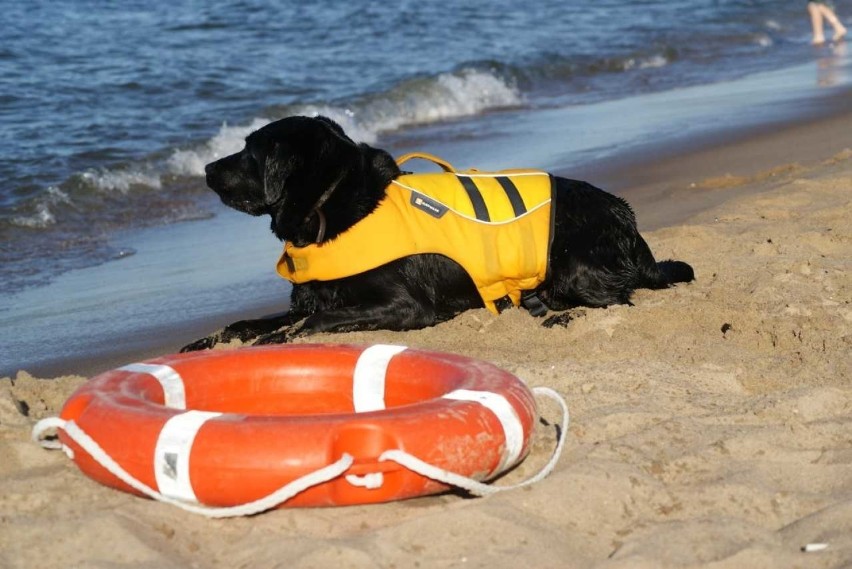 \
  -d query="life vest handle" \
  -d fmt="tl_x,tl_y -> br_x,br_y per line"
395,152 -> 456,173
